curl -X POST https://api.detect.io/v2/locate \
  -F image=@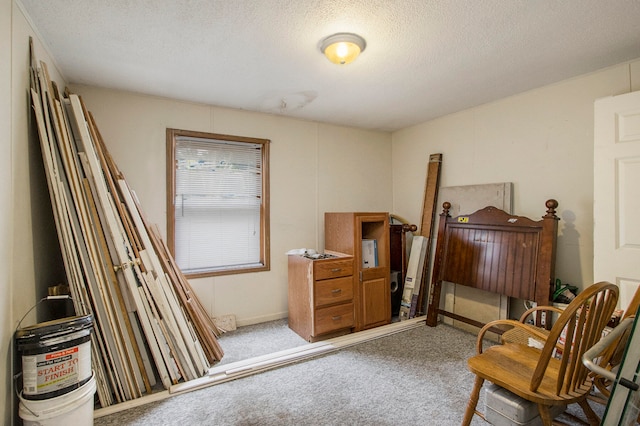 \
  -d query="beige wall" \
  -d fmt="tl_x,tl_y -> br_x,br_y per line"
1,0 -> 12,422
6,3 -> 68,423
70,85 -> 393,325
12,1 -> 68,324
392,59 -> 640,294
